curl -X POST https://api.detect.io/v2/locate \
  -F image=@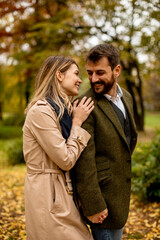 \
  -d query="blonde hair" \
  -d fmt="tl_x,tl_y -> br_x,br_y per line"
25,56 -> 78,119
